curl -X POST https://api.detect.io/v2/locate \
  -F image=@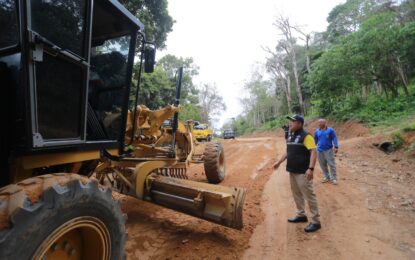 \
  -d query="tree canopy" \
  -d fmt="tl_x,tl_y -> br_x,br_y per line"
236,0 -> 415,134
119,0 -> 174,48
